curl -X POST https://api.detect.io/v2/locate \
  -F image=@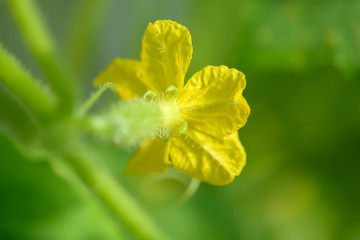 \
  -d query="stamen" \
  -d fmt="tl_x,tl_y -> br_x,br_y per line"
175,121 -> 187,135
143,90 -> 158,101
143,86 -> 187,140
163,136 -> 171,144
166,85 -> 179,98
